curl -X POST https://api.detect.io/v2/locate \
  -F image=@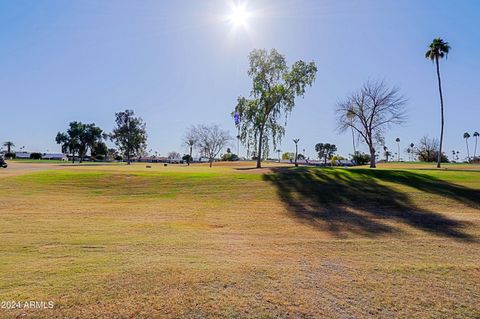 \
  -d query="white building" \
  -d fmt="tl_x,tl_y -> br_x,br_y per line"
42,153 -> 67,161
